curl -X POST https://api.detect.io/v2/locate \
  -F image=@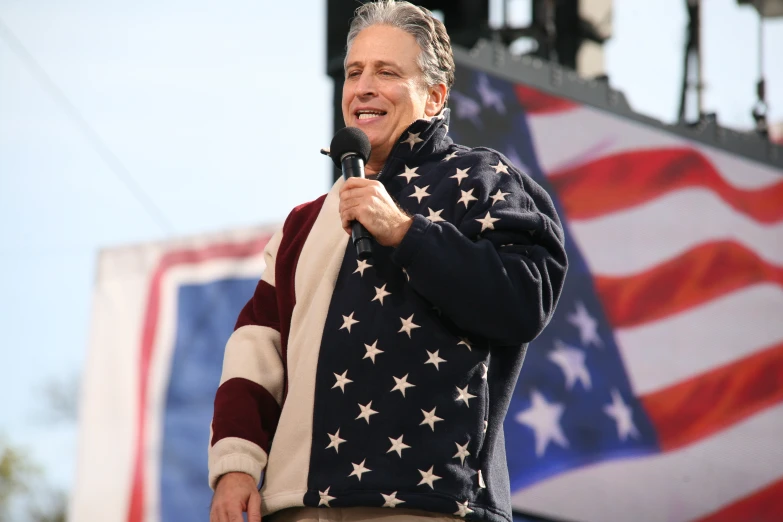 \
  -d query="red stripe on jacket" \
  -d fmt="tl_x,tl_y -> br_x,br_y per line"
212,194 -> 329,451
